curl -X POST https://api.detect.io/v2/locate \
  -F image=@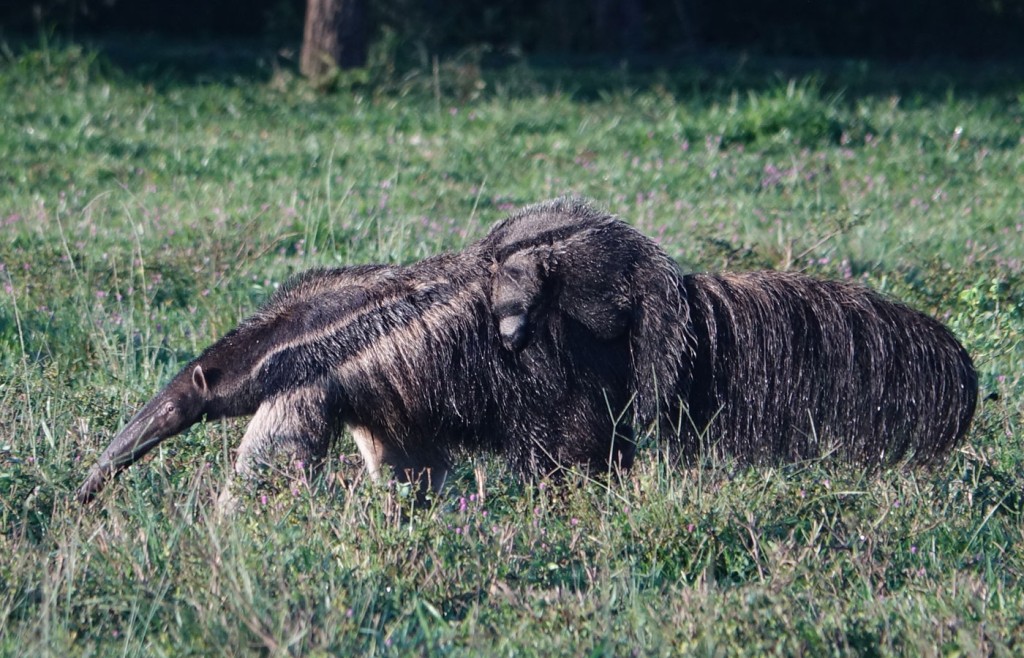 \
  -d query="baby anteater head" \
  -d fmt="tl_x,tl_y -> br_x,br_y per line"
485,199 -> 643,353
489,247 -> 553,351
